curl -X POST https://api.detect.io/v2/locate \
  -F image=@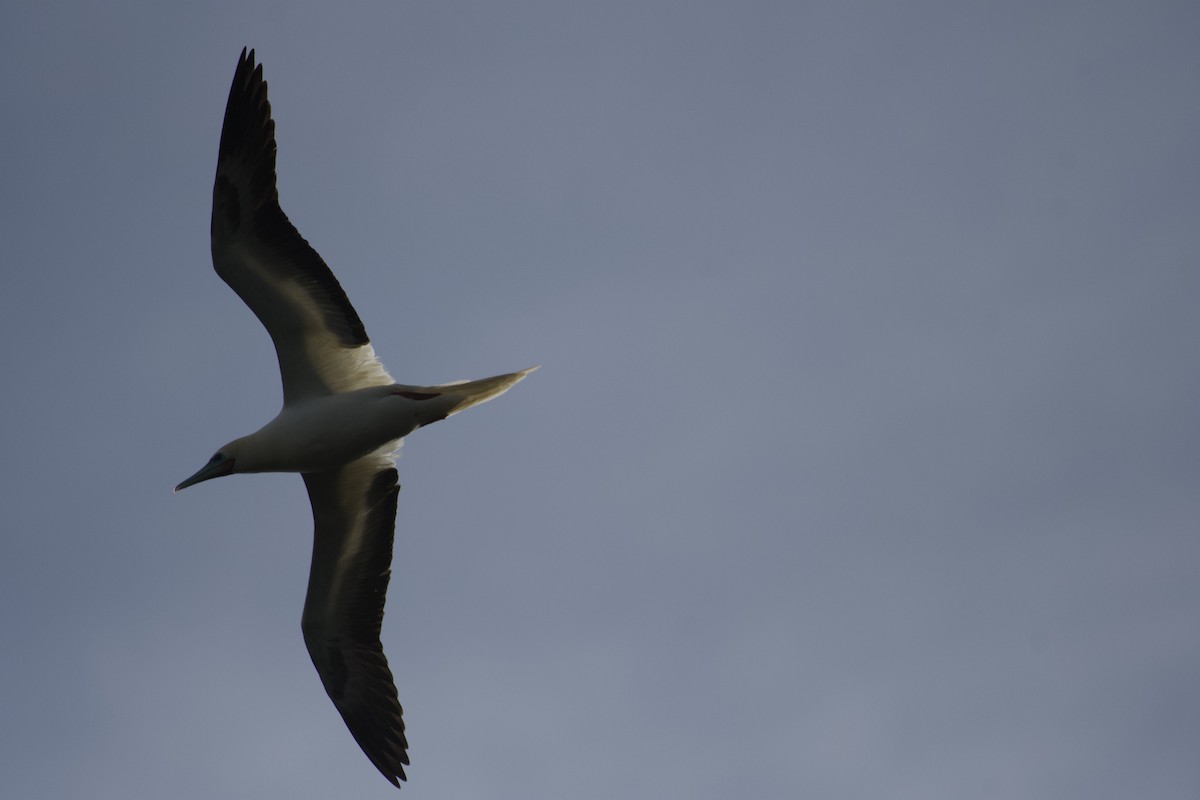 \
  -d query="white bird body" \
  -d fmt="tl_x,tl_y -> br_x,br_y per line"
229,388 -> 418,474
176,49 -> 533,788
217,374 -> 530,474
